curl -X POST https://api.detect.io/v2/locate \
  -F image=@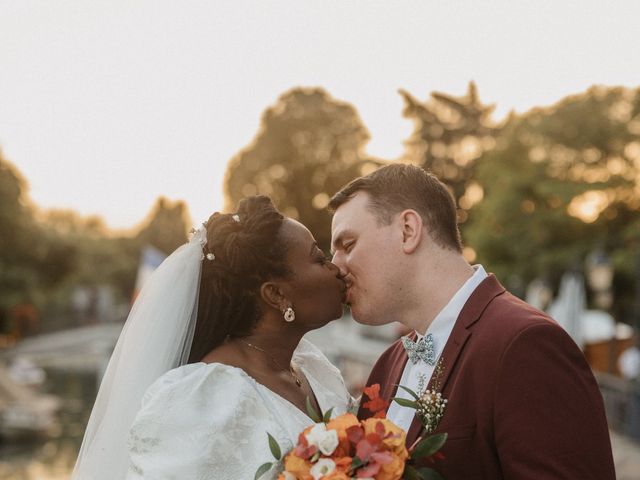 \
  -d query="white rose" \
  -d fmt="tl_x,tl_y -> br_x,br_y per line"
317,429 -> 339,455
305,423 -> 327,446
310,458 -> 336,480
304,423 -> 339,456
